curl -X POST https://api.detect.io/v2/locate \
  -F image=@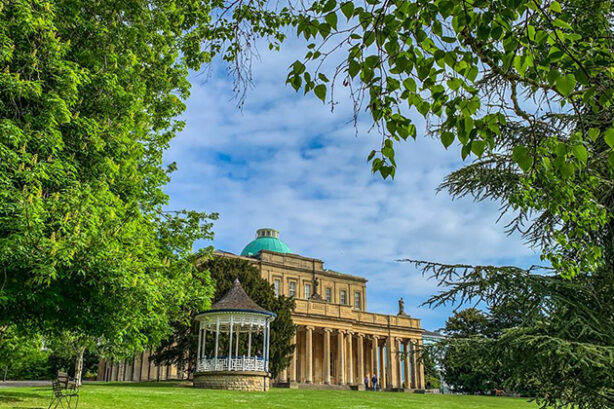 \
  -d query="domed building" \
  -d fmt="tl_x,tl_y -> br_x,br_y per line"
97,229 -> 426,392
